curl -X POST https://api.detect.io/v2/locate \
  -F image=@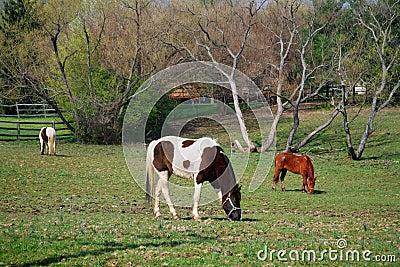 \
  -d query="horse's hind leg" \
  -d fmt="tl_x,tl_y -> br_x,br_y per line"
40,140 -> 45,155
272,168 -> 281,191
153,175 -> 163,219
280,169 -> 287,191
